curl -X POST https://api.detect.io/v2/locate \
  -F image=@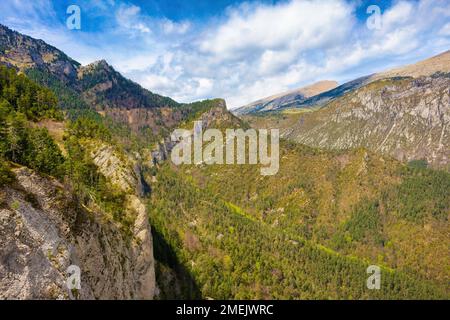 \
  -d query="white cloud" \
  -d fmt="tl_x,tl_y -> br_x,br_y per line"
440,23 -> 450,36
132,0 -> 449,108
113,53 -> 158,73
194,77 -> 214,96
1,0 -> 449,109
162,19 -> 191,35
199,0 -> 353,60
115,4 -> 151,34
